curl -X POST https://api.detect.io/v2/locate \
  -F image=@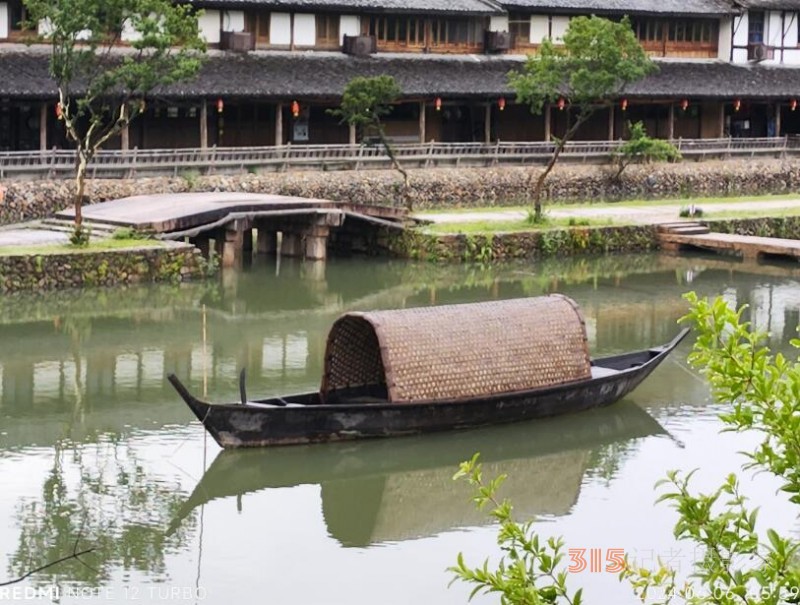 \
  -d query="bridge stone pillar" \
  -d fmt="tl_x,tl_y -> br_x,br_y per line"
222,219 -> 251,268
281,231 -> 303,258
304,224 -> 329,261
